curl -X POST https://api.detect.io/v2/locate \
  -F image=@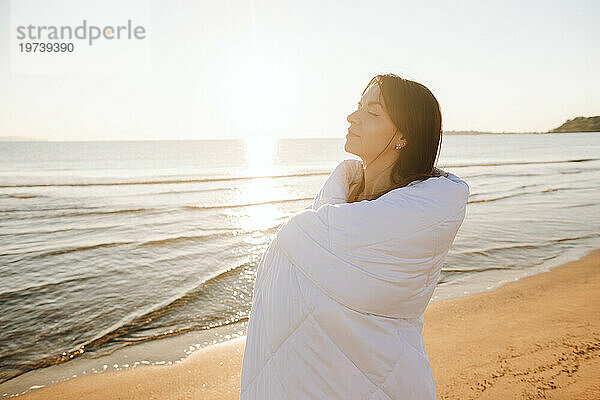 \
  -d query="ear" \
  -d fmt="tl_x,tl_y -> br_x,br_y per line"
395,131 -> 406,144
